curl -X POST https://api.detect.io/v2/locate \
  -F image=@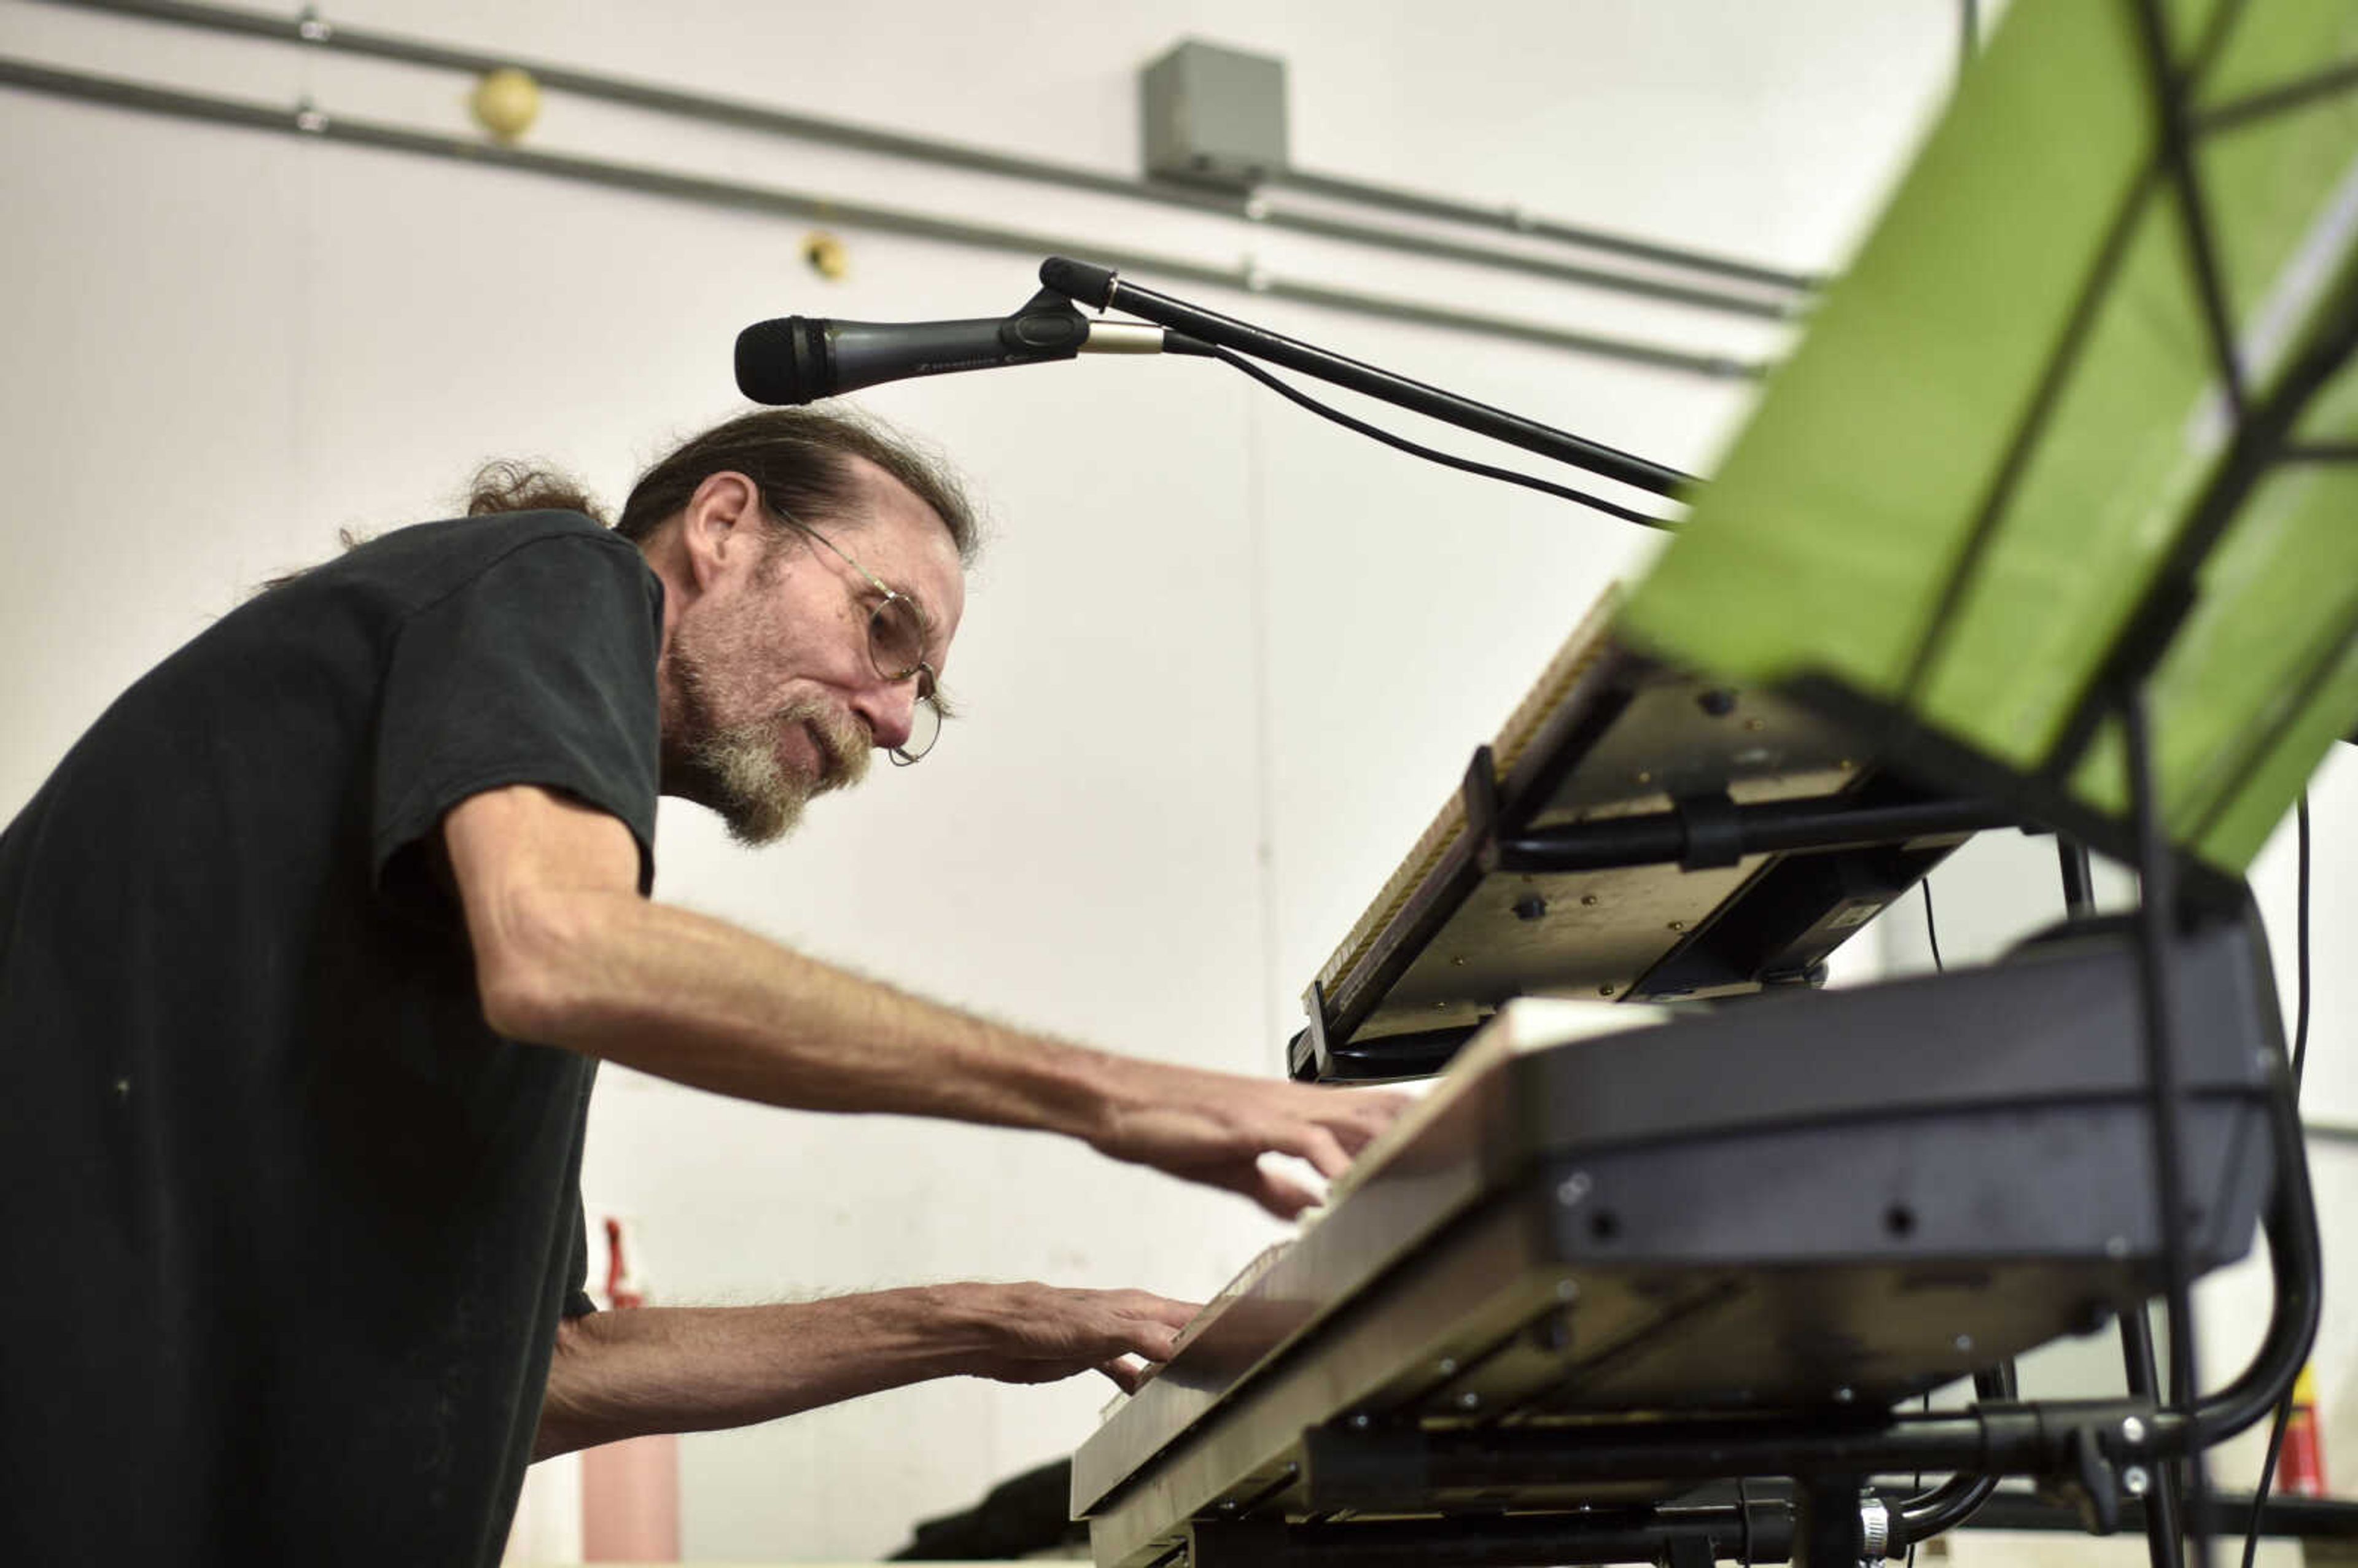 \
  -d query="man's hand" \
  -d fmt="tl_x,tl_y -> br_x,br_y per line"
1088,1061 -> 1412,1220
933,1281 -> 1200,1394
